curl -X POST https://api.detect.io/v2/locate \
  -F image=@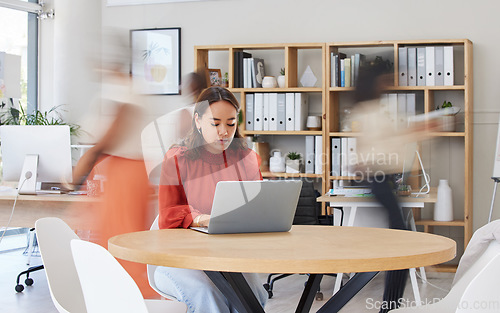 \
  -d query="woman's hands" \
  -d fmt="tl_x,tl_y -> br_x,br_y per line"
193,214 -> 210,227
